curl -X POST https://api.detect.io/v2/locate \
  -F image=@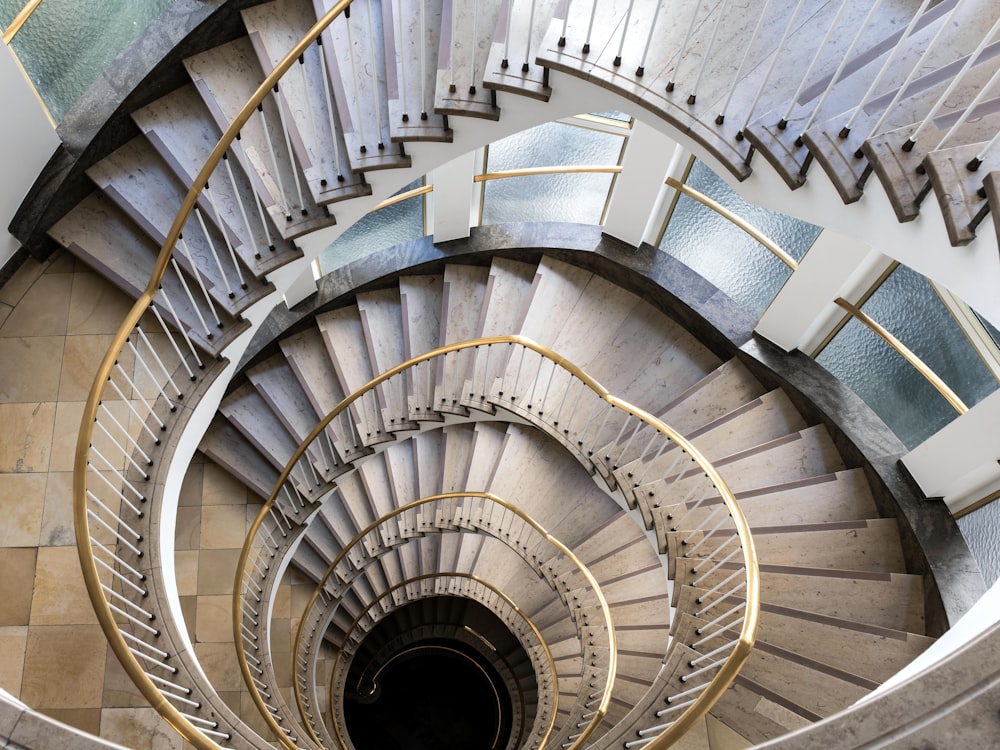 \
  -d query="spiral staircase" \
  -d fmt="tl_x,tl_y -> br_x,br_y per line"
3,0 -> 1000,748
